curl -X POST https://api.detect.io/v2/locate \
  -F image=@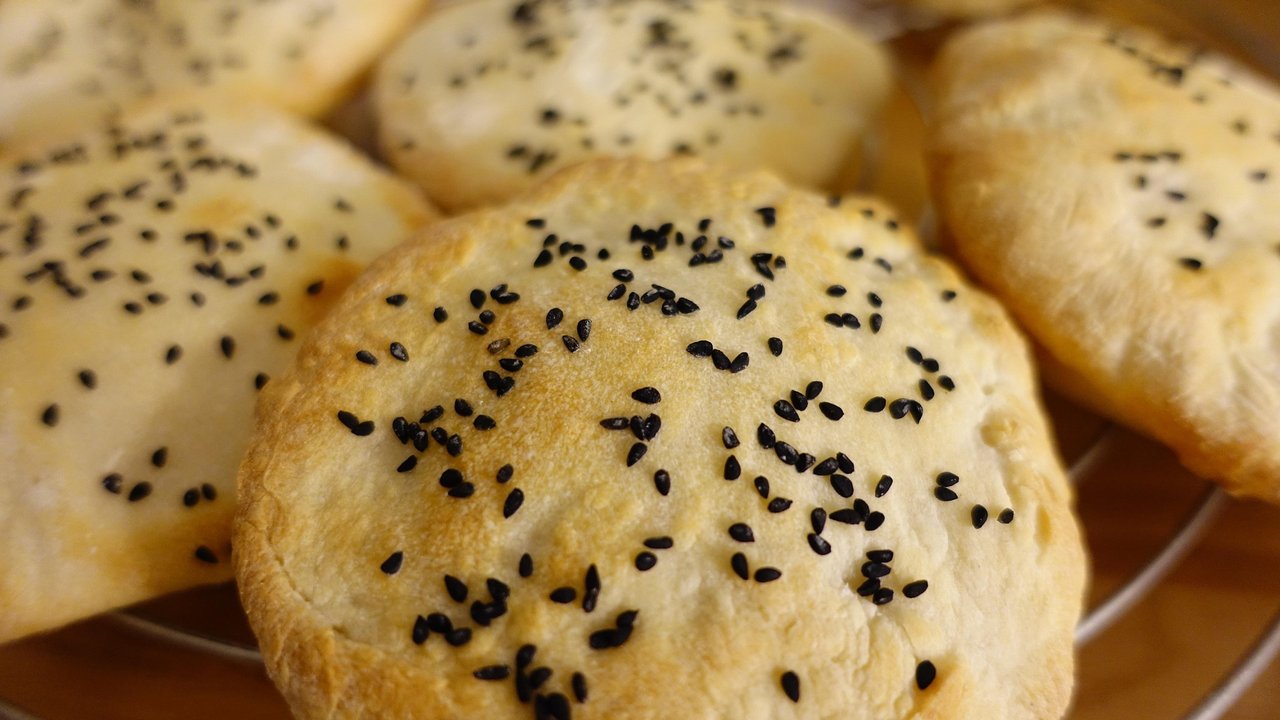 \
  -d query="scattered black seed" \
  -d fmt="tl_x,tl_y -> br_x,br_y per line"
626,442 -> 647,466
754,476 -> 770,498
380,551 -> 404,575
41,404 -> 59,427
773,400 -> 799,423
728,523 -> 755,542
829,474 -> 854,498
445,628 -> 472,647
972,505 -> 989,529
519,553 -> 533,578
632,386 -> 661,404
767,337 -> 783,356
724,455 -> 741,480
356,350 -> 378,365
756,207 -> 777,227
194,546 -> 218,564
916,661 -> 937,690
757,423 -> 776,448
397,456 -> 418,473
998,508 -> 1015,524
504,489 -> 524,518
634,552 -> 657,571
449,483 -> 475,498
936,472 -> 959,487
830,508 -> 862,525
434,307 -> 448,322
813,458 -> 838,476
934,487 -> 958,502
865,512 -> 885,531
390,342 -> 409,362
686,340 -> 713,357
653,469 -> 671,495
445,576 -> 469,603
903,580 -> 929,599
864,397 -> 887,413
551,587 -> 577,603
780,671 -> 800,702
583,565 -> 601,612
722,426 -> 740,449
808,533 -> 832,556
183,489 -> 199,507
577,319 -> 592,342
546,308 -> 564,329
730,552 -> 750,580
1201,212 -> 1220,239
754,567 -> 782,583
412,616 -> 430,645
219,336 -> 235,359
151,447 -> 168,468
768,498 -> 793,513
875,475 -> 893,498
474,665 -> 510,681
